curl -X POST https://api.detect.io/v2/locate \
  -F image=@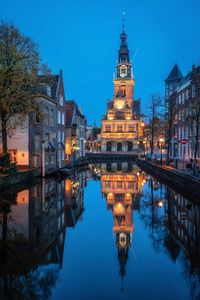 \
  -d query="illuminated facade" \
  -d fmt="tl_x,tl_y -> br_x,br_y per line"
101,162 -> 145,277
101,25 -> 143,153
